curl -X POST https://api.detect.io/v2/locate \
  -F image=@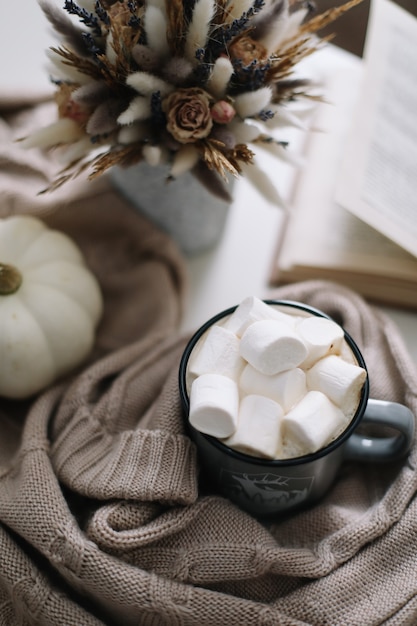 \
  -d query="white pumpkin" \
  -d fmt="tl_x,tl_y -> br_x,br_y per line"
0,215 -> 103,399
